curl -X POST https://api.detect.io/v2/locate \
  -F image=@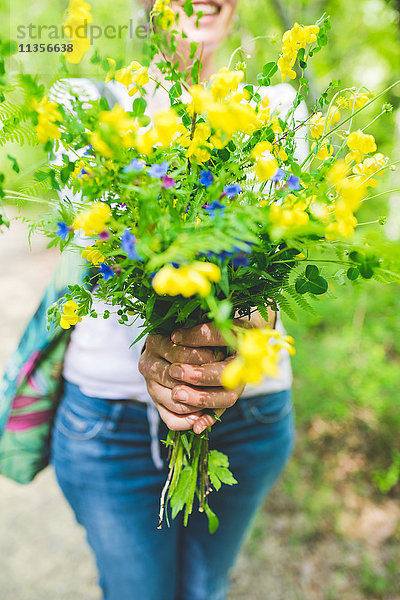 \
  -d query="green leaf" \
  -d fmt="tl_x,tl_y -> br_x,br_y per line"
307,276 -> 328,295
347,267 -> 359,280
132,97 -> 146,117
295,278 -> 308,294
218,265 -> 230,296
359,263 -> 374,279
204,503 -> 219,534
169,466 -> 193,519
146,294 -> 156,320
291,162 -> 302,177
208,450 -> 237,491
189,42 -> 199,60
183,0 -> 194,17
1,40 -> 18,56
7,154 -> 19,173
34,169 -> 49,182
180,433 -> 192,458
262,62 -> 278,78
305,264 -> 319,280
215,299 -> 232,323
170,82 -> 183,99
